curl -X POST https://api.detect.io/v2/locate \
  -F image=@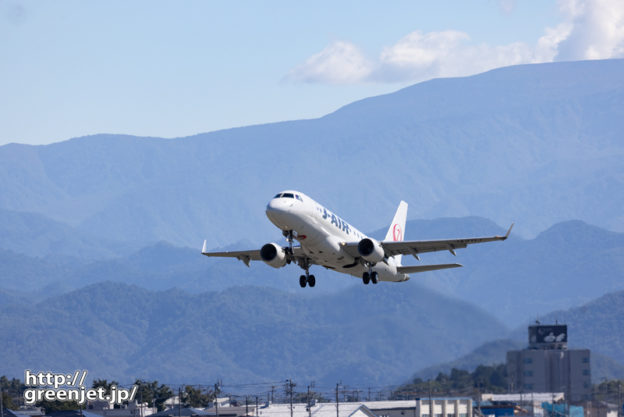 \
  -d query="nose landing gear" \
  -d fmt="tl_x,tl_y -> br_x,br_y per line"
283,229 -> 294,255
